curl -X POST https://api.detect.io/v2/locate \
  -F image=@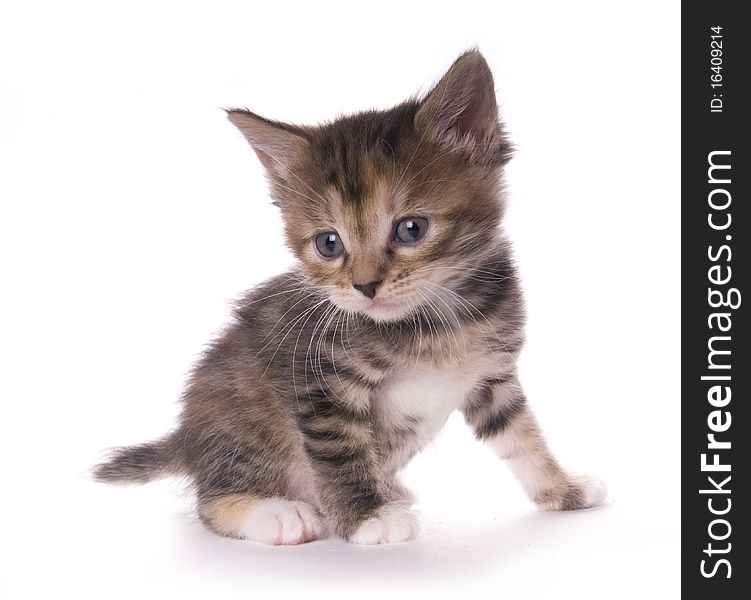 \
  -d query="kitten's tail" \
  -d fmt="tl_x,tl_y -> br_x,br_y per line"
92,435 -> 181,484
